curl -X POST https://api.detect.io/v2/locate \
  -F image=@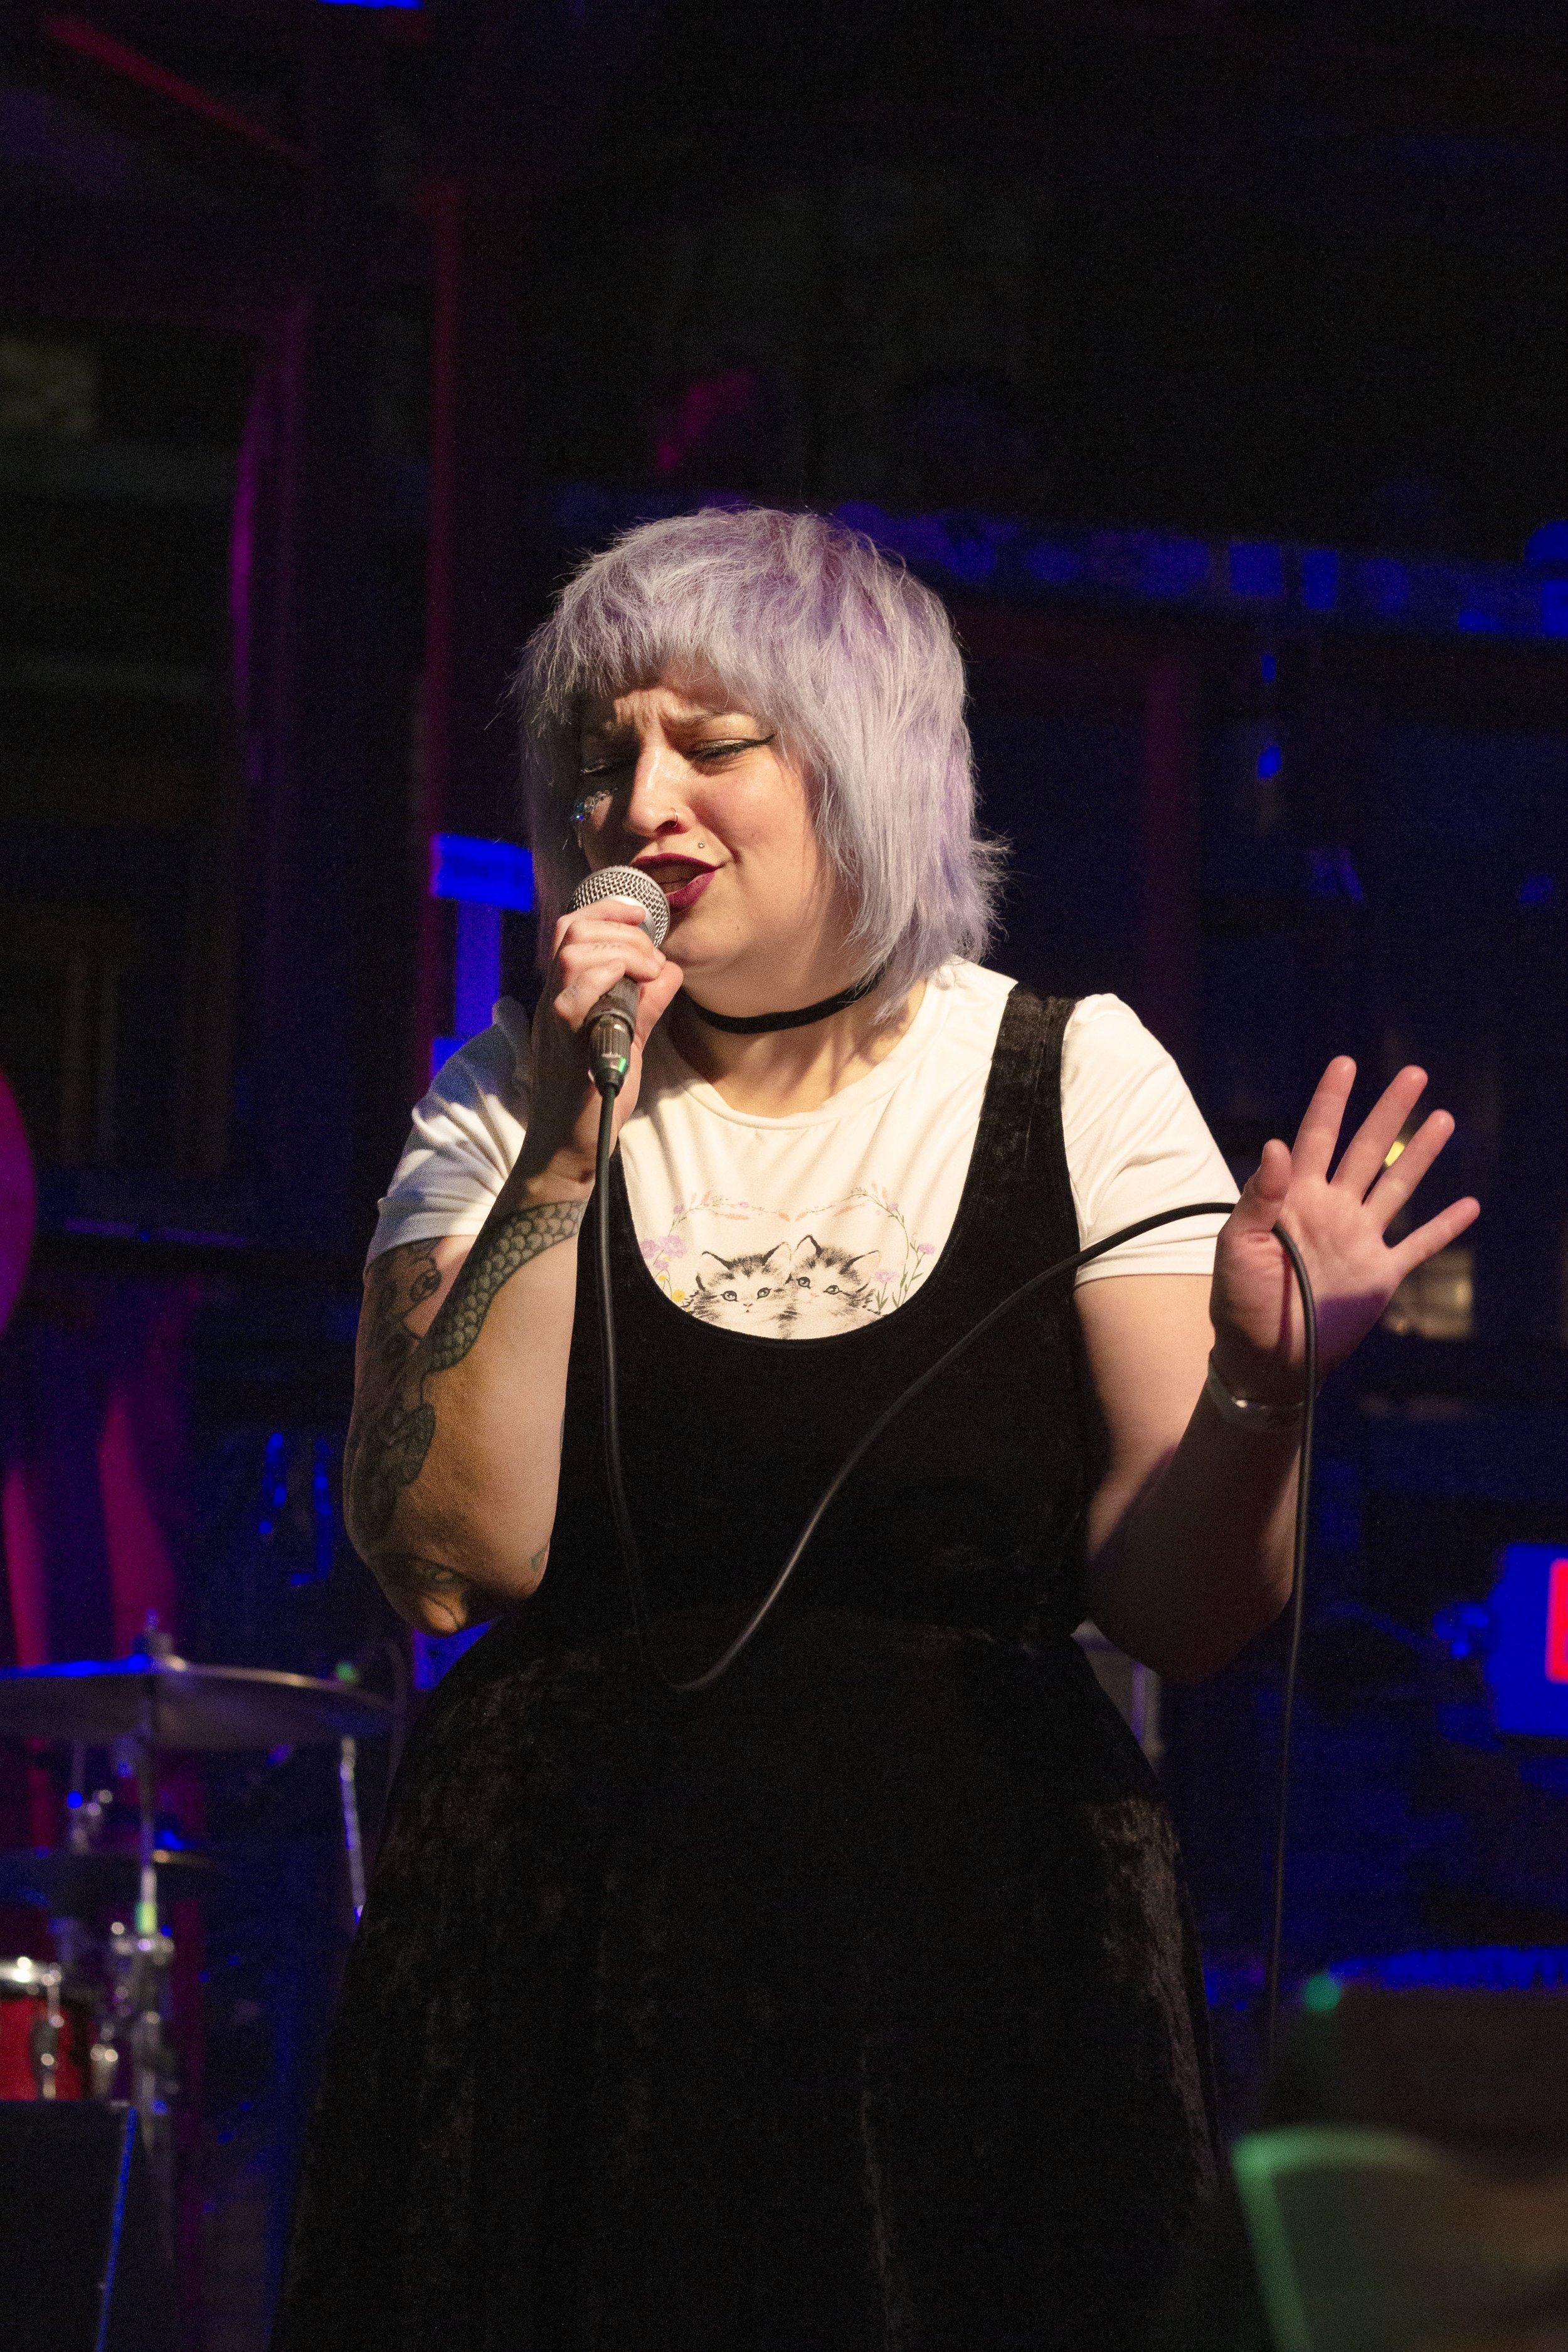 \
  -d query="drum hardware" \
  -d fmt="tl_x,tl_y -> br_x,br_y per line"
339,1735 -> 368,1919
29,1964 -> 64,2100
0,1634 -> 395,2224
0,1844 -> 219,1910
65,1748 -> 114,1855
0,1958 -> 100,2104
0,1644 -> 396,1750
107,1910 -> 177,2197
88,2021 -> 118,2100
